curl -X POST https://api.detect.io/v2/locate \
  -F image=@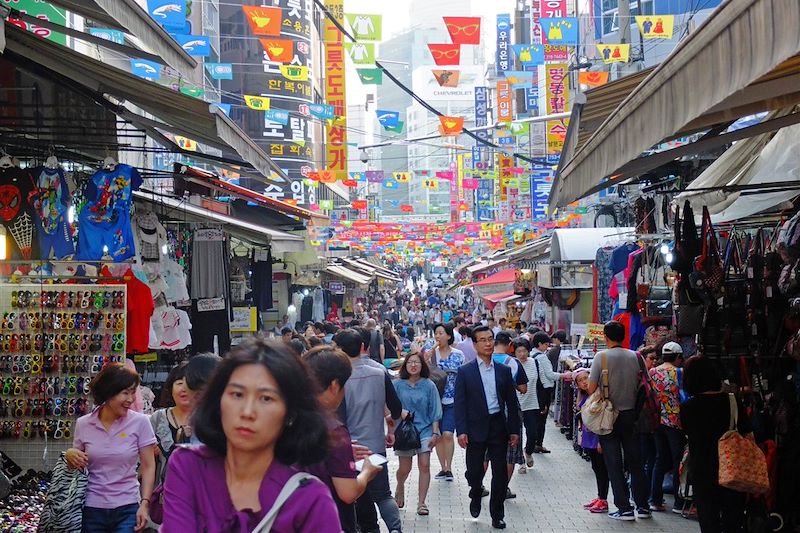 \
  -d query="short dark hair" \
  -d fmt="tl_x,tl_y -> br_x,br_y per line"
307,336 -> 323,349
185,353 -> 222,392
314,321 -> 325,332
470,325 -> 493,342
303,346 -> 352,391
453,316 -> 465,326
526,326 -> 541,335
333,328 -> 363,358
324,322 -> 338,335
532,331 -> 551,348
499,318 -> 507,324
398,352 -> 430,380
604,320 -> 626,343
160,361 -> 188,407
512,337 -> 531,352
193,338 -> 328,465
458,324 -> 472,337
552,330 -> 567,343
280,326 -> 293,336
433,322 -> 455,345
288,338 -> 307,356
495,331 -> 512,347
90,363 -> 140,405
682,355 -> 722,395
